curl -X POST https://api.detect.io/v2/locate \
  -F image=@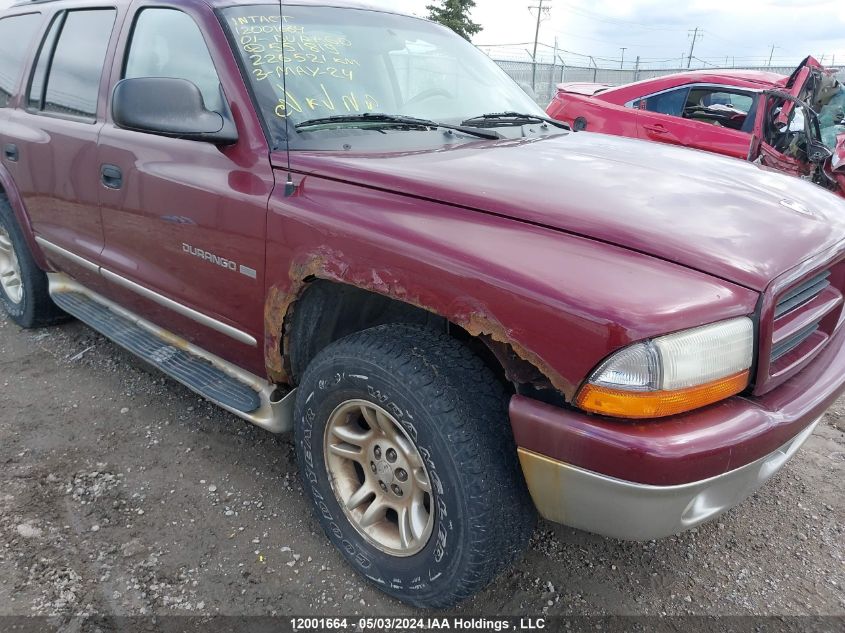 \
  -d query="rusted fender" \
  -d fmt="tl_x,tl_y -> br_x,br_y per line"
263,174 -> 758,400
